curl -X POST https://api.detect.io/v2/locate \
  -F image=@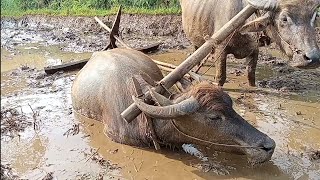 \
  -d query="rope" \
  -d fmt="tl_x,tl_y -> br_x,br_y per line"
274,28 -> 296,53
201,29 -> 238,76
170,120 -> 264,149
